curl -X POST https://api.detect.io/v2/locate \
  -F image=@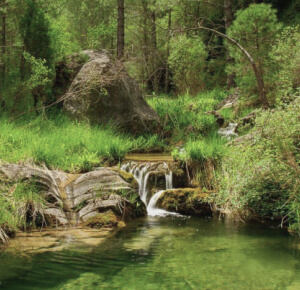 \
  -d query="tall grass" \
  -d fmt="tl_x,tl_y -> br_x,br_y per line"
0,115 -> 136,172
185,134 -> 227,163
147,89 -> 227,141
